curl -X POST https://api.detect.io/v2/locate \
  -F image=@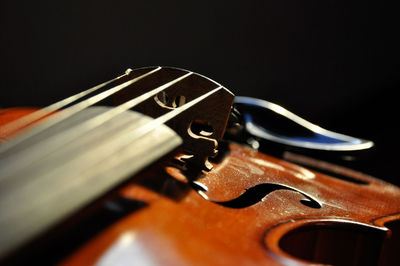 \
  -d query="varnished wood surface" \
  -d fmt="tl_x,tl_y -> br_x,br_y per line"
60,143 -> 400,265
1,103 -> 400,265
0,106 -> 183,259
0,108 -> 38,142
